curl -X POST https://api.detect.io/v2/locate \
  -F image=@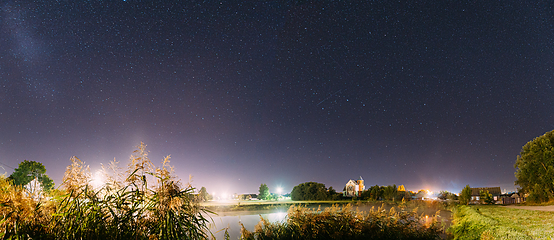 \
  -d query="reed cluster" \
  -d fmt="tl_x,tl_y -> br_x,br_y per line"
0,142 -> 213,240
240,204 -> 443,240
